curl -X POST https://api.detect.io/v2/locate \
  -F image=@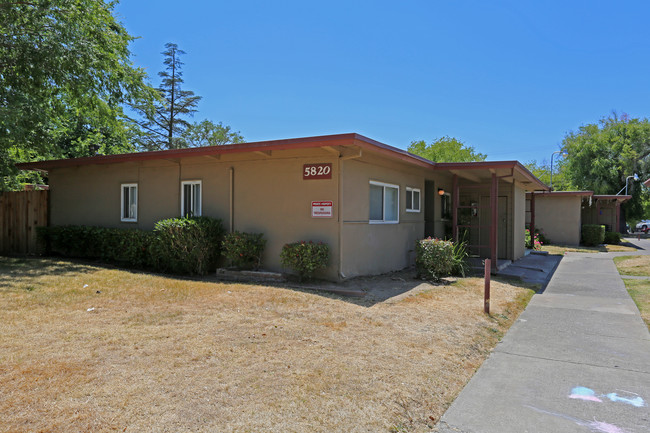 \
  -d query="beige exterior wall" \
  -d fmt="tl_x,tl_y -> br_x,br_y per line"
534,195 -> 582,245
48,148 -> 458,280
